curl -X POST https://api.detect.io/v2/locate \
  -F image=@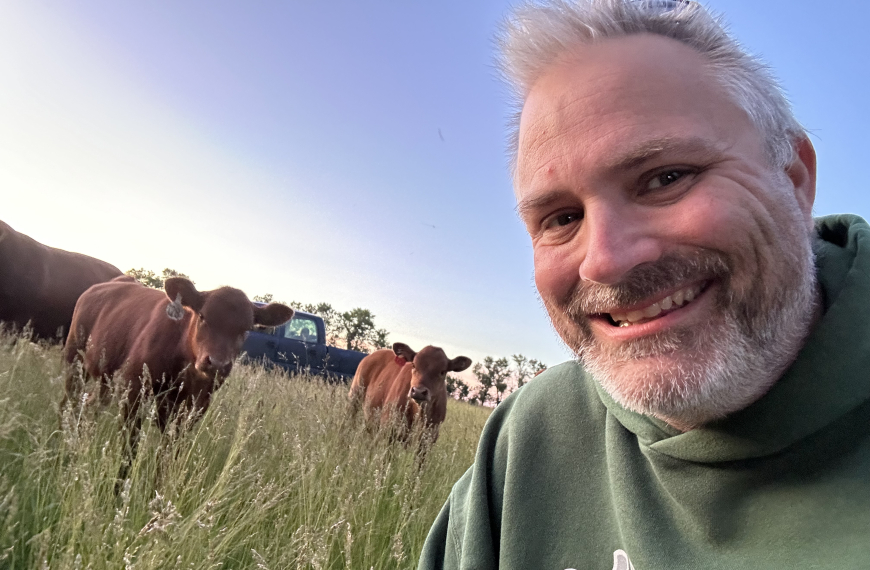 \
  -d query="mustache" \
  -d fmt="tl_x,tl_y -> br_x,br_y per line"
565,250 -> 731,317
